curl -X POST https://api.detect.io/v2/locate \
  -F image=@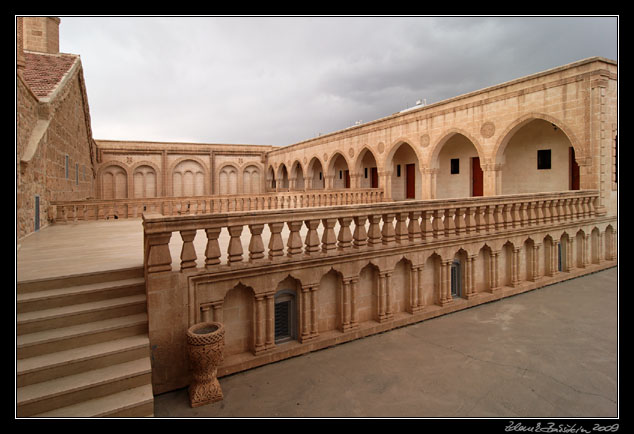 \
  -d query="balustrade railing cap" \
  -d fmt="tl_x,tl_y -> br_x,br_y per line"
141,190 -> 598,234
